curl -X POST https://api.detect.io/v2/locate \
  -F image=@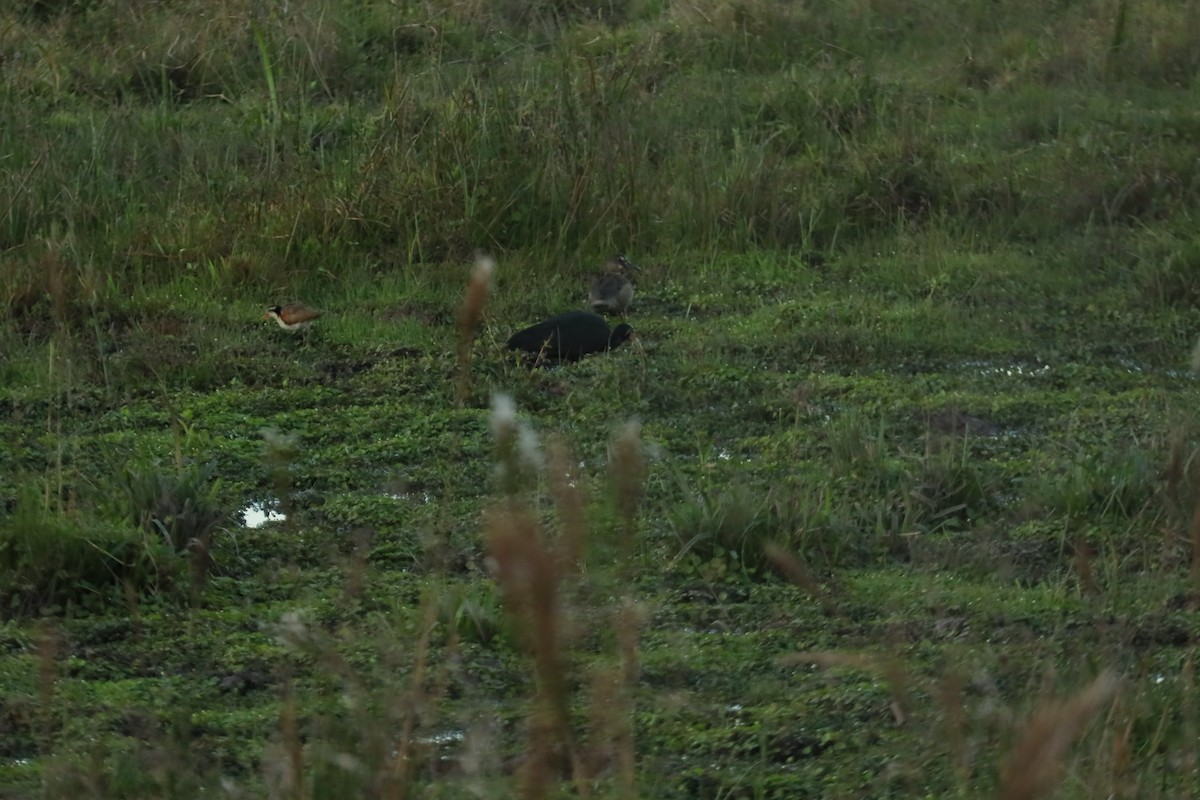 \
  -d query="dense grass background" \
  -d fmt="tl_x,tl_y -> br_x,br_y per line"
3,0 -> 1200,797
5,0 -> 1200,304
